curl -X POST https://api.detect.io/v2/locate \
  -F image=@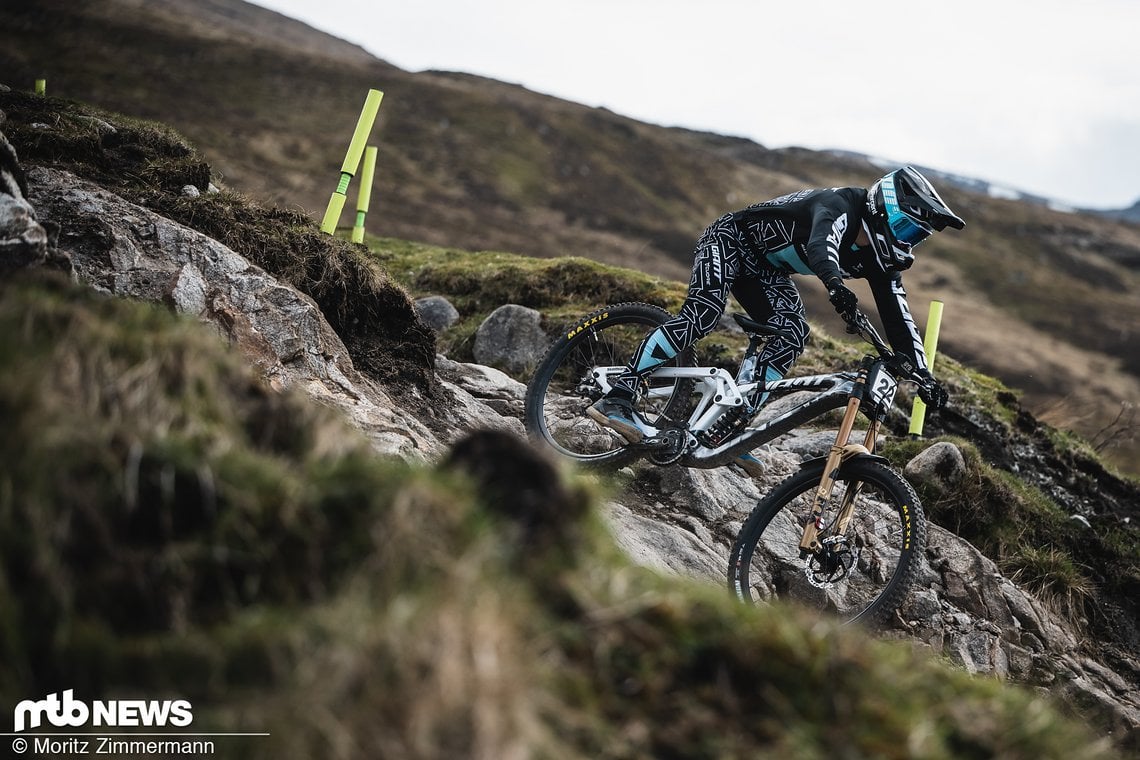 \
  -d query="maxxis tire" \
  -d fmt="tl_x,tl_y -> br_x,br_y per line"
524,302 -> 692,468
728,456 -> 925,626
